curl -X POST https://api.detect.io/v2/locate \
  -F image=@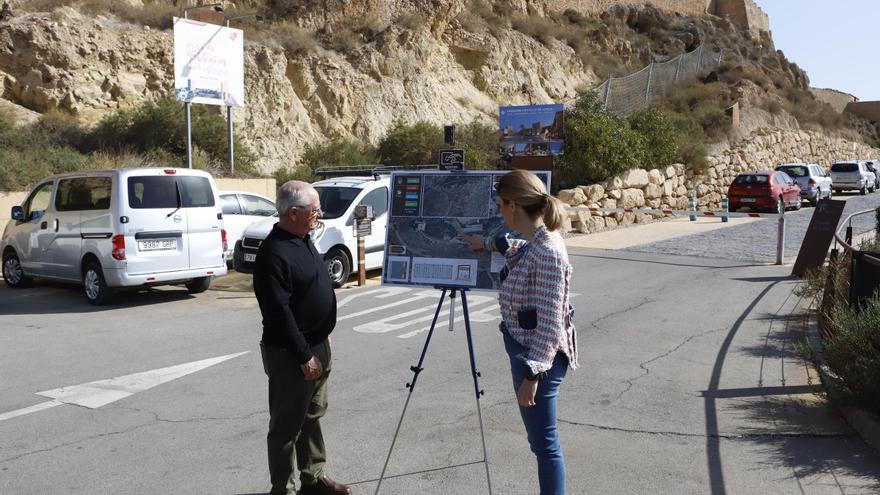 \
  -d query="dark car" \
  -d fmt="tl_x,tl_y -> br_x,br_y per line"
865,160 -> 880,190
728,171 -> 802,213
